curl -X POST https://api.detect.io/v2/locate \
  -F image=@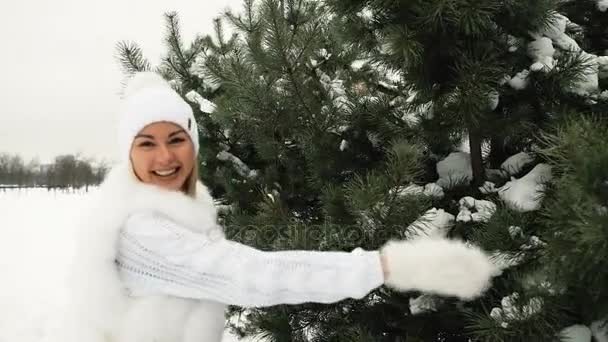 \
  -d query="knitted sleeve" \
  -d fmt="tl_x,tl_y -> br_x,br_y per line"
116,211 -> 384,307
